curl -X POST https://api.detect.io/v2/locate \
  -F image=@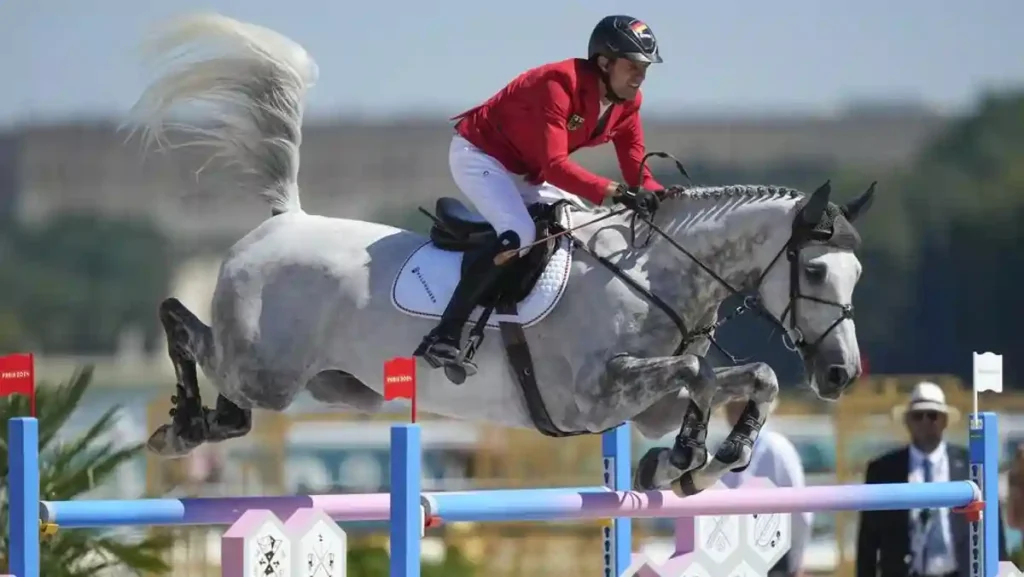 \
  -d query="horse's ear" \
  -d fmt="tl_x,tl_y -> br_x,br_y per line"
841,181 -> 877,223
800,180 -> 832,225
